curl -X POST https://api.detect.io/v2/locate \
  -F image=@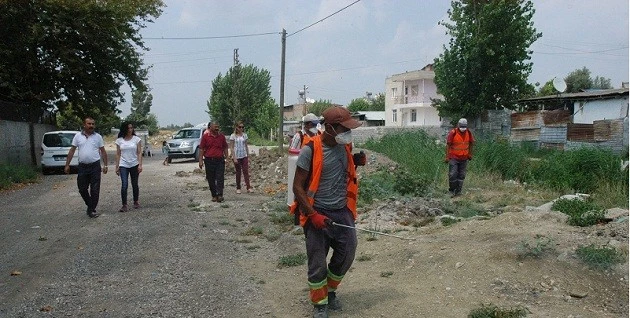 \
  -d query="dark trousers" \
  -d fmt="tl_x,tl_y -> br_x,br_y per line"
119,165 -> 139,205
305,207 -> 357,291
204,157 -> 225,197
448,158 -> 469,194
77,161 -> 101,214
234,157 -> 251,190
